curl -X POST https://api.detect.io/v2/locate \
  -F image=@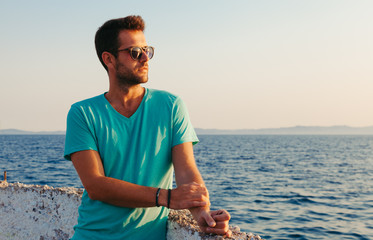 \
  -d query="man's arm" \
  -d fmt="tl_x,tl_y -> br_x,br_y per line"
172,142 -> 232,236
71,149 -> 208,209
